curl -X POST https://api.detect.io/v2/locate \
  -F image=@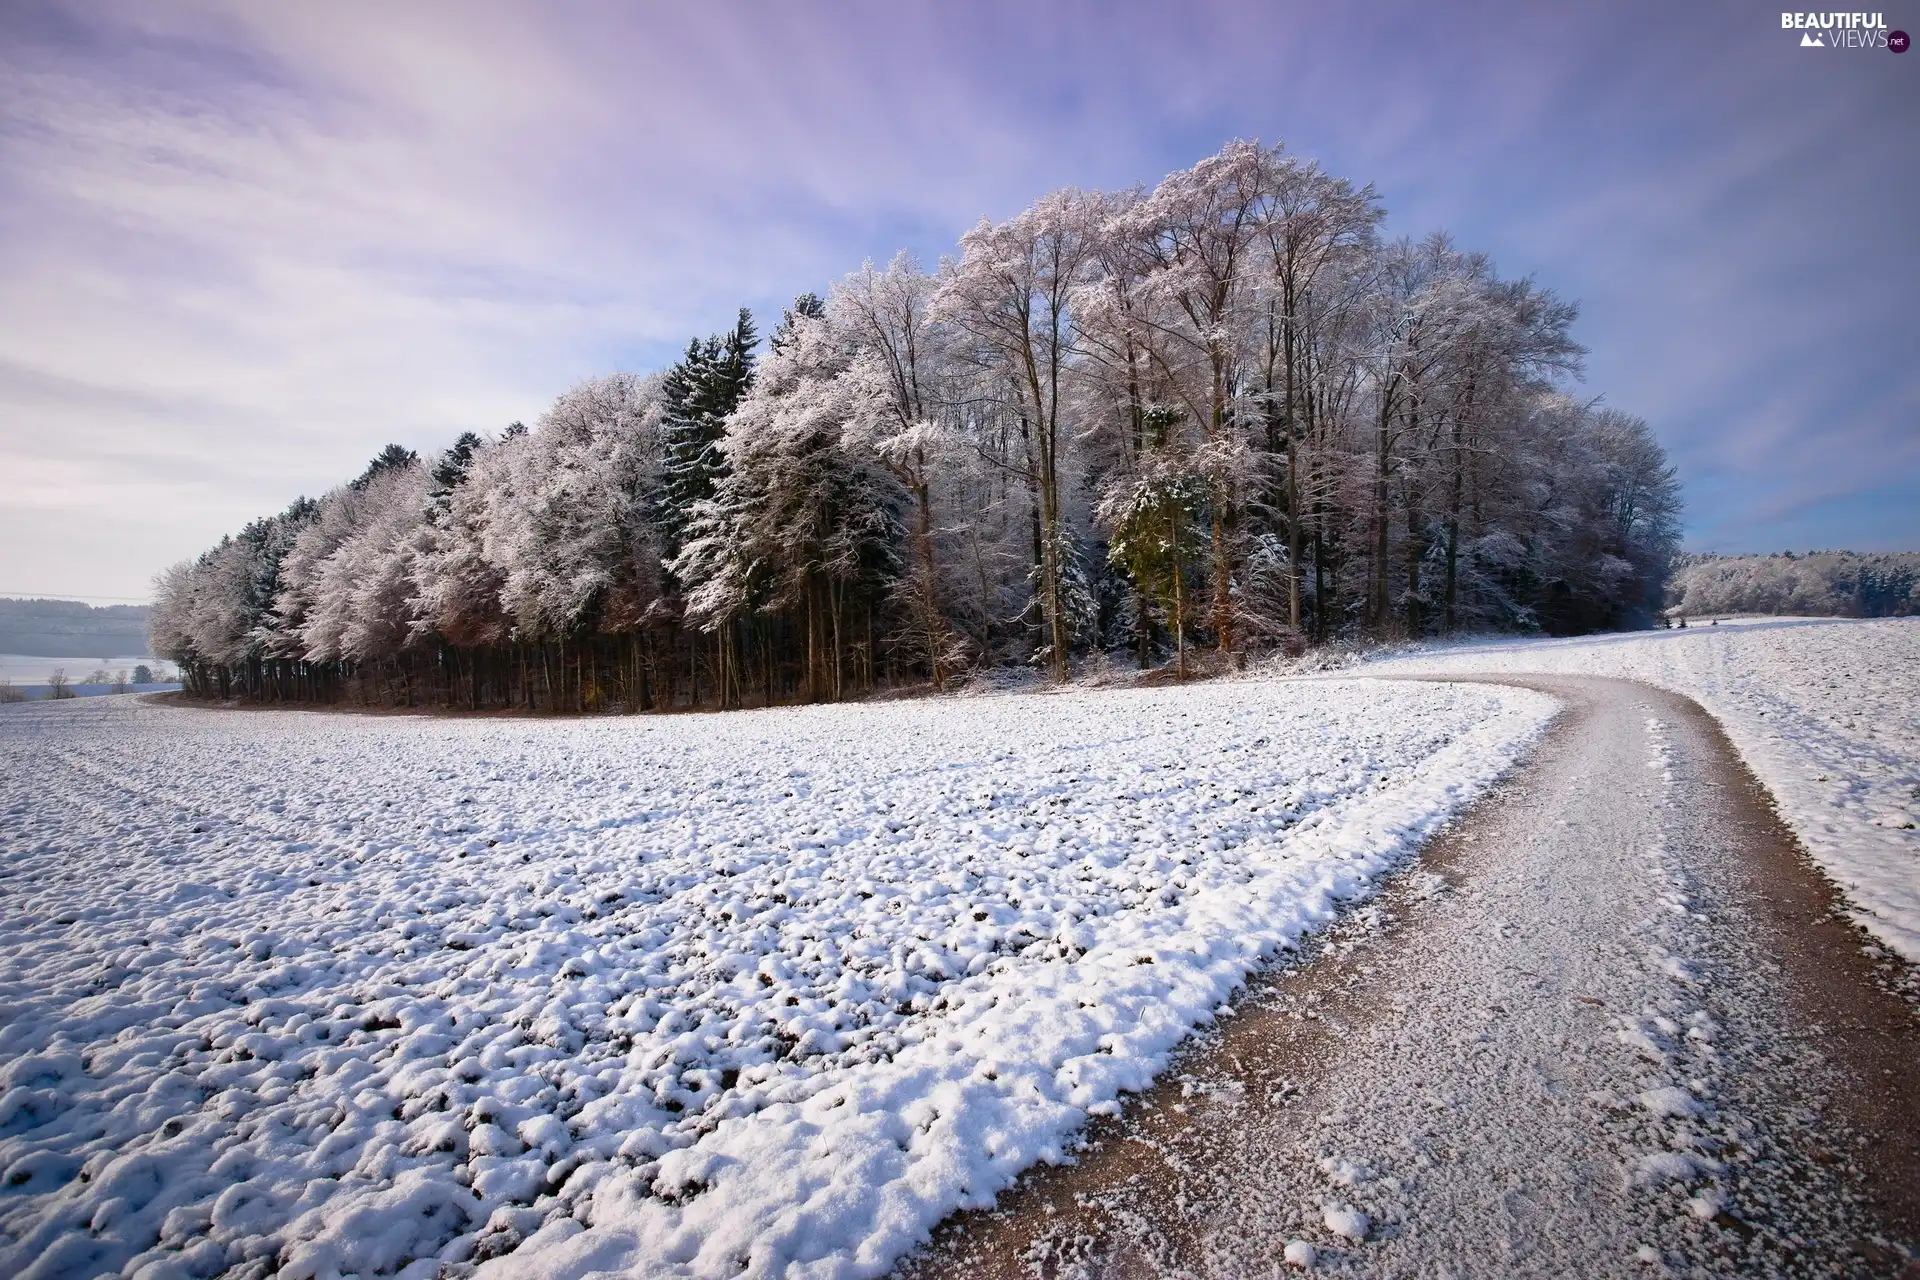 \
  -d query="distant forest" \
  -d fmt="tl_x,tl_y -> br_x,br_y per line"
152,140 -> 1682,713
1668,551 -> 1919,619
0,599 -> 152,657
